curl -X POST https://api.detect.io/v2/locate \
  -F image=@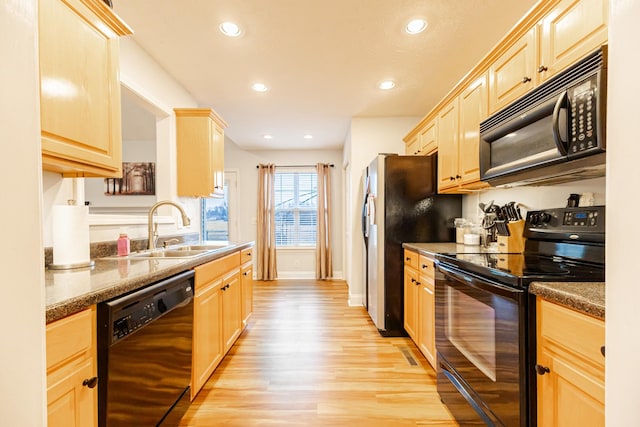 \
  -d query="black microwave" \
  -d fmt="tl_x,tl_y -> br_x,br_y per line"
479,46 -> 607,187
